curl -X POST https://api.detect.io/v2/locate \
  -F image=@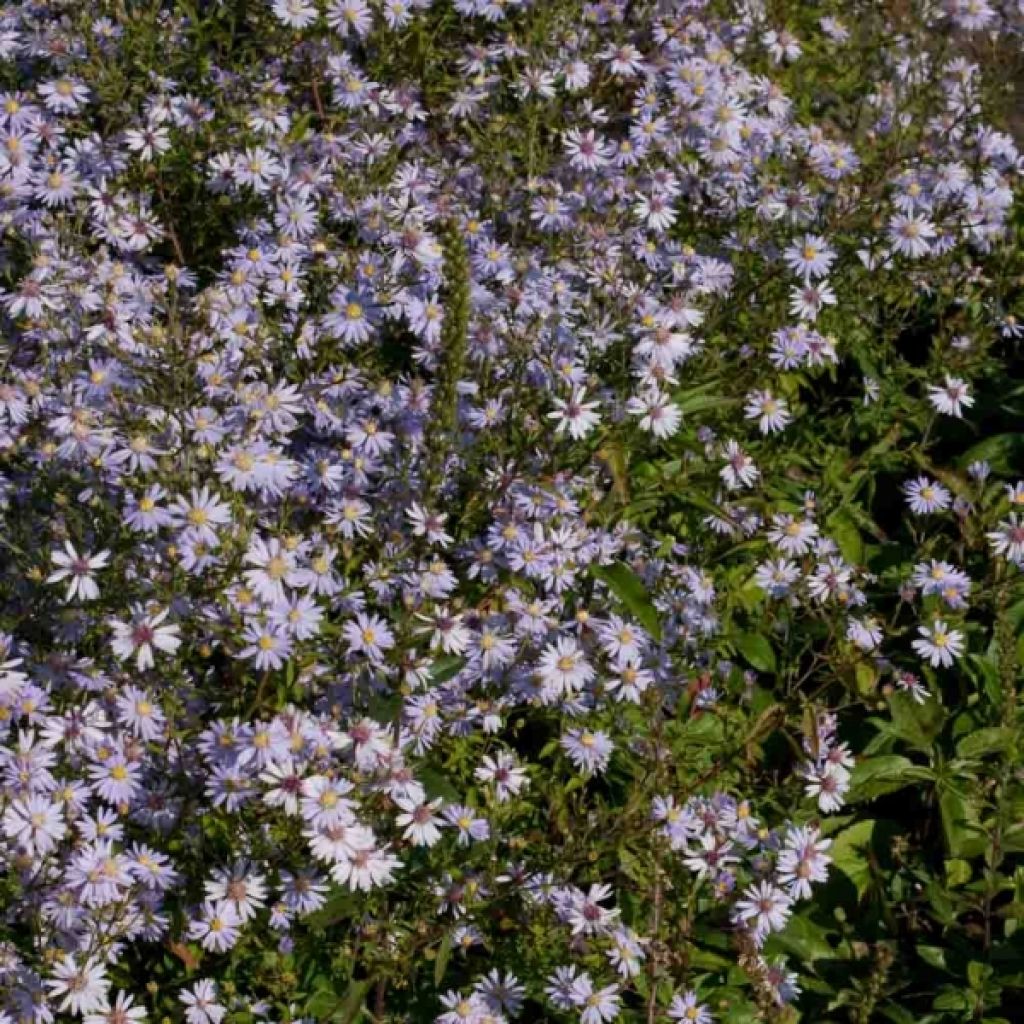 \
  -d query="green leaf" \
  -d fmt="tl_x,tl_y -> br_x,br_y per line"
366,691 -> 402,723
827,510 -> 864,565
917,944 -> 949,971
687,946 -> 734,970
589,562 -> 662,640
434,931 -> 454,987
939,785 -> 986,858
956,727 -> 1014,760
828,820 -> 877,899
846,755 -> 934,803
286,111 -> 314,143
1003,823 -> 1024,853
418,766 -> 461,803
944,858 -> 972,887
430,655 -> 466,683
618,846 -> 648,885
968,961 -> 993,989
888,693 -> 946,752
673,380 -> 733,416
335,979 -> 372,1024
933,989 -> 970,1012
679,712 -> 725,746
305,887 -> 359,932
305,991 -> 340,1021
764,913 -> 834,963
733,632 -> 776,674
958,433 -> 1024,474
